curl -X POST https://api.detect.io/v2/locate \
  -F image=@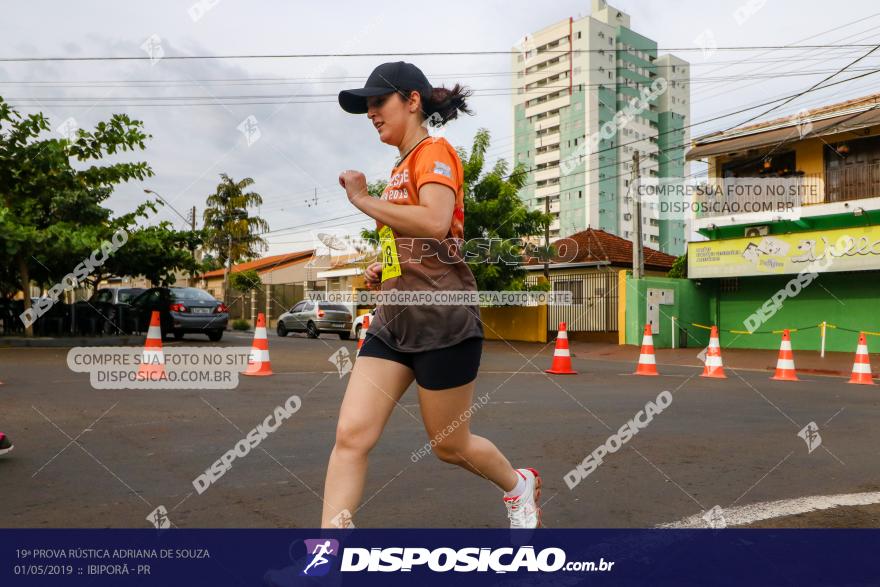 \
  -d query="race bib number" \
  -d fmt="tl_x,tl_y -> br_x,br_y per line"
378,225 -> 402,282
